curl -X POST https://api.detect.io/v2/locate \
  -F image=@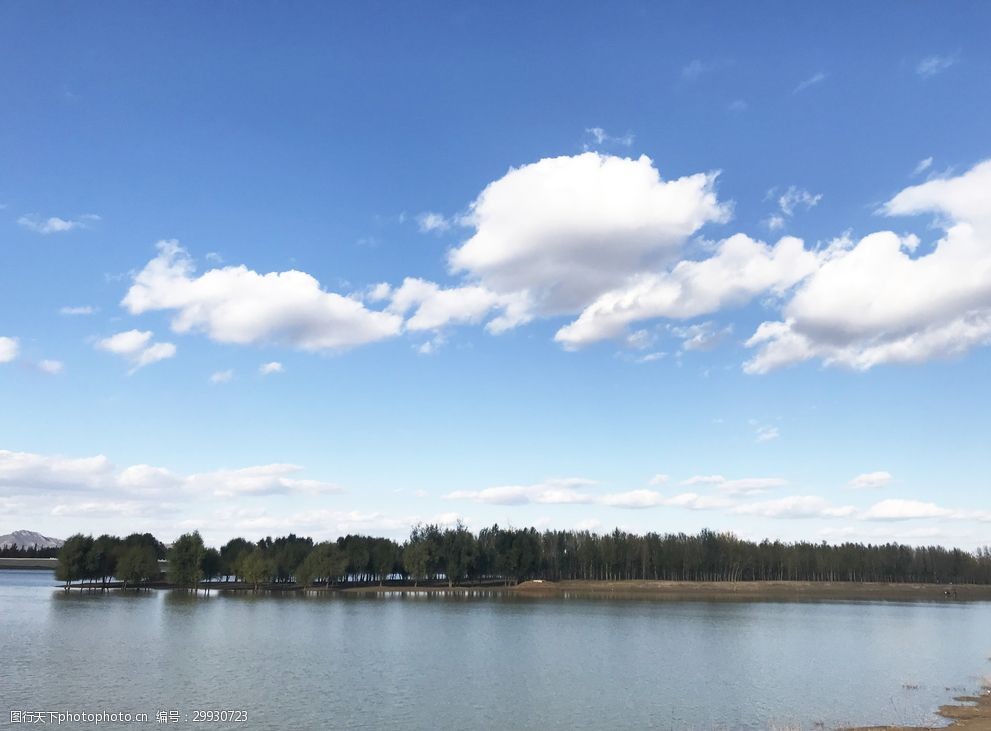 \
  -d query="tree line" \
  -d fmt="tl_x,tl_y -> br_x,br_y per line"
55,525 -> 991,590
0,544 -> 60,559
